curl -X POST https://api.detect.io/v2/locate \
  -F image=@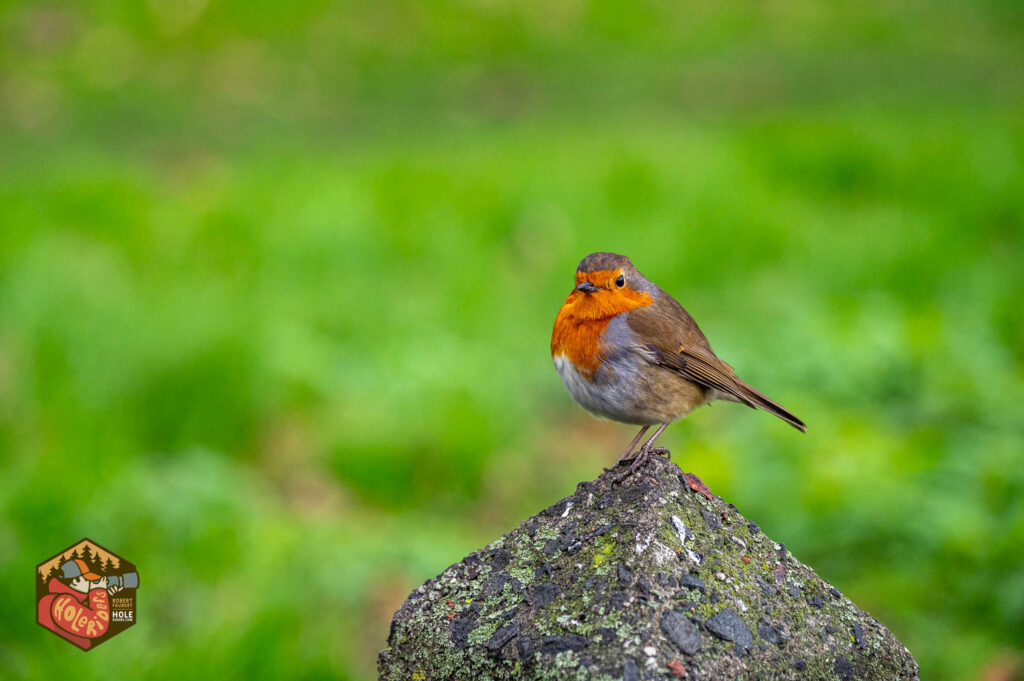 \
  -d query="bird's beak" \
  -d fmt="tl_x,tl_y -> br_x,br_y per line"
576,281 -> 600,294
